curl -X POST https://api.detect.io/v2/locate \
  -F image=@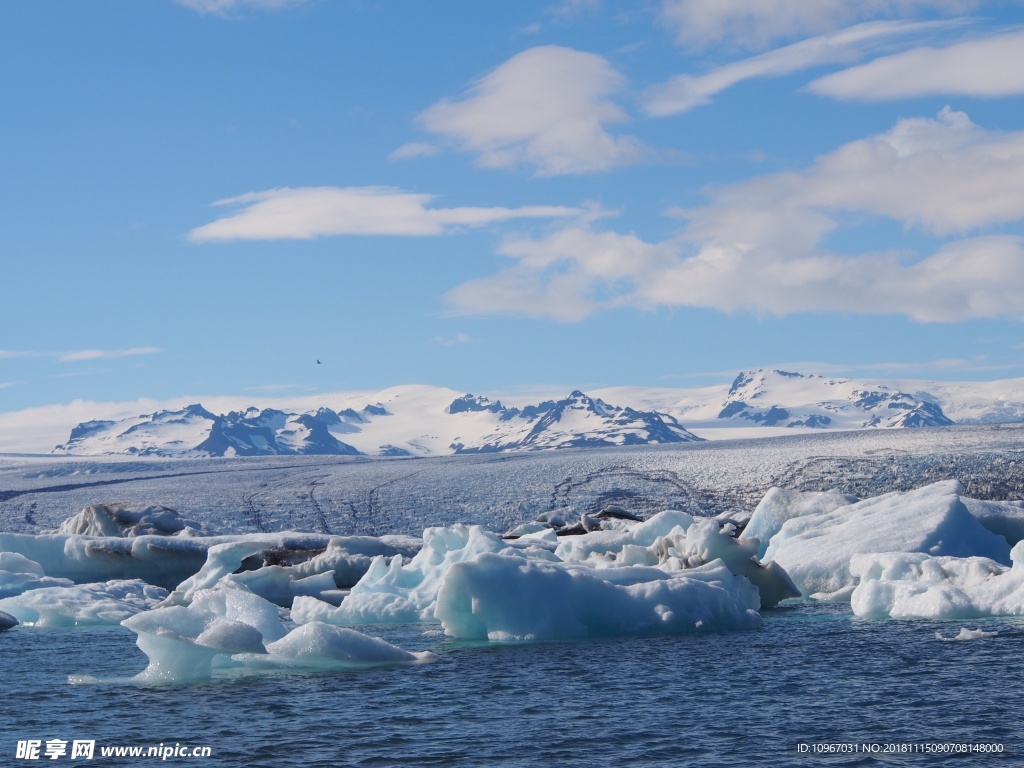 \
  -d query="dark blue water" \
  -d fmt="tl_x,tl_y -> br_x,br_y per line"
2,605 -> 1021,767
